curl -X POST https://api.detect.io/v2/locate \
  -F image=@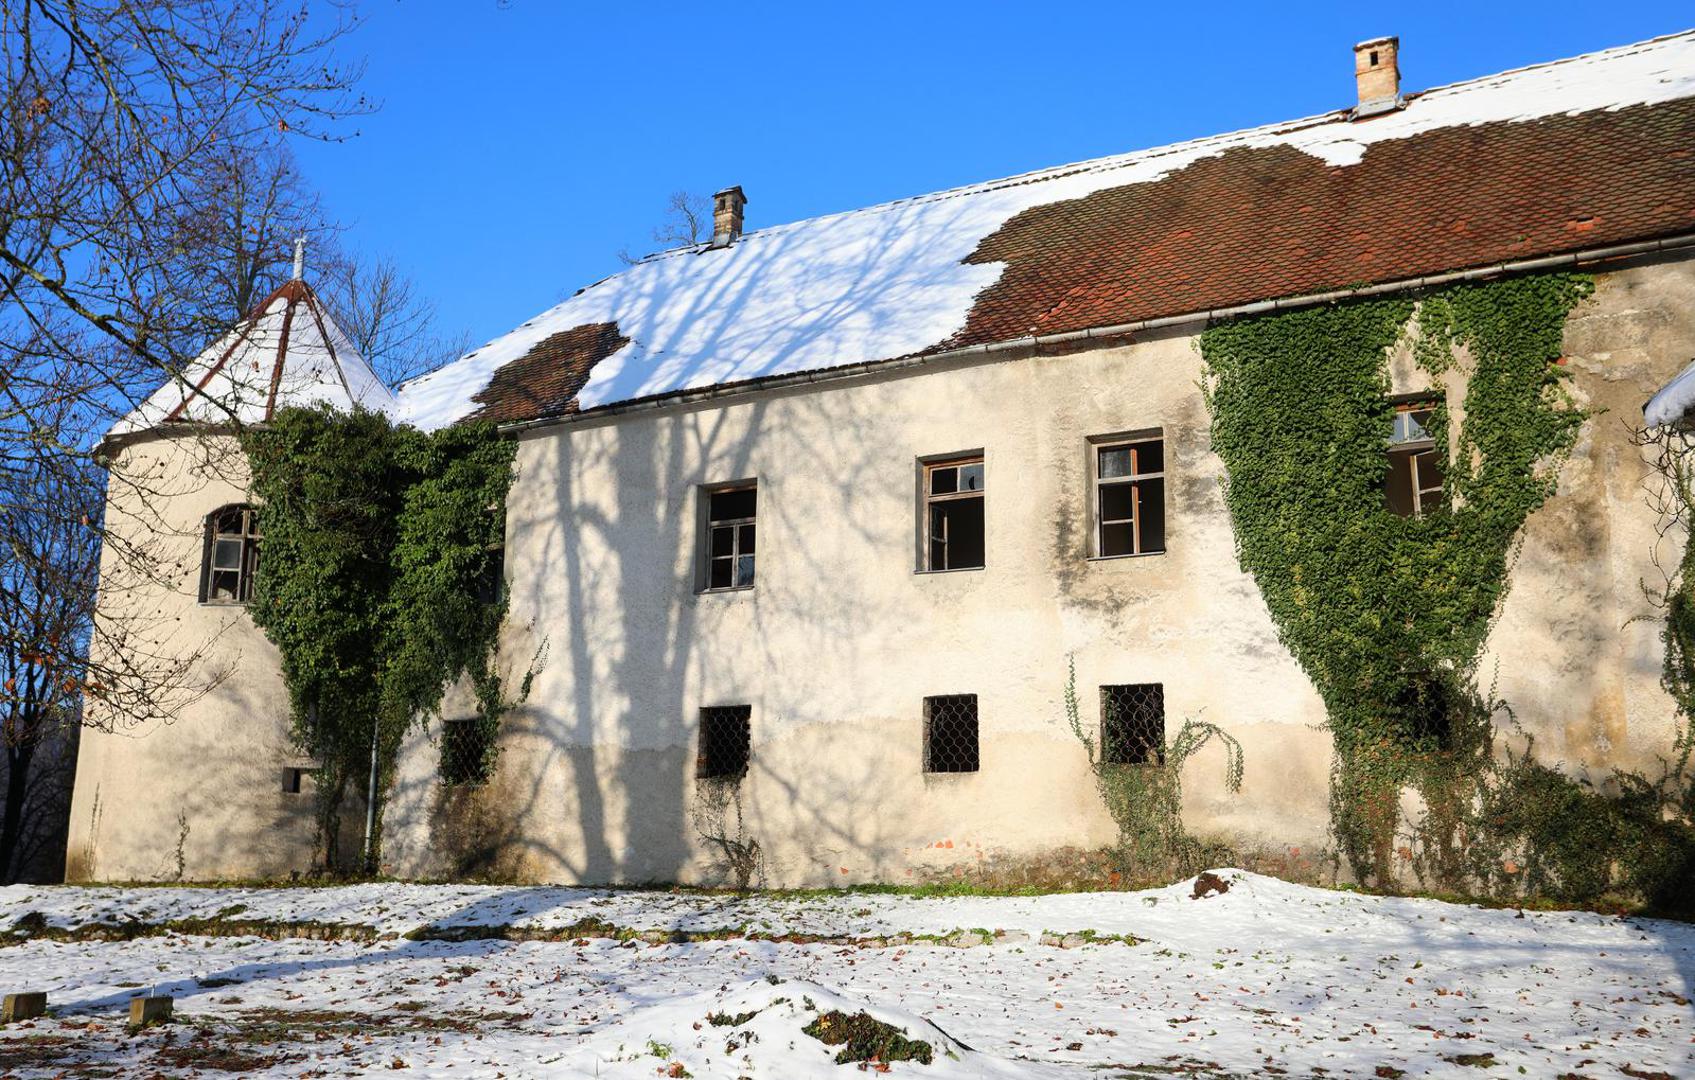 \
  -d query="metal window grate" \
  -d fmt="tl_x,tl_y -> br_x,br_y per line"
698,705 -> 751,779
1101,683 -> 1165,766
440,718 -> 496,786
923,694 -> 980,773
